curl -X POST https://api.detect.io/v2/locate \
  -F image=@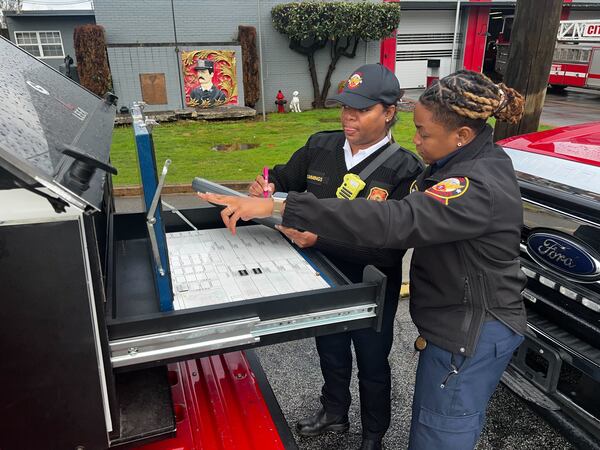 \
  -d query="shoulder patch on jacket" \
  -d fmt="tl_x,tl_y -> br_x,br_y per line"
424,177 -> 470,205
